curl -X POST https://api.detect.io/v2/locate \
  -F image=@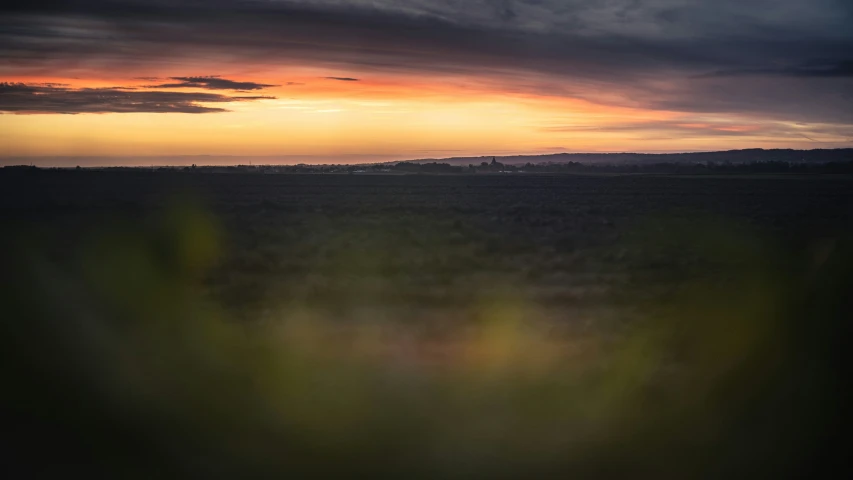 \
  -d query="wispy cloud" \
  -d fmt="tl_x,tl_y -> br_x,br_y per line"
699,60 -> 853,79
542,117 -> 853,142
147,76 -> 278,91
0,82 -> 273,114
